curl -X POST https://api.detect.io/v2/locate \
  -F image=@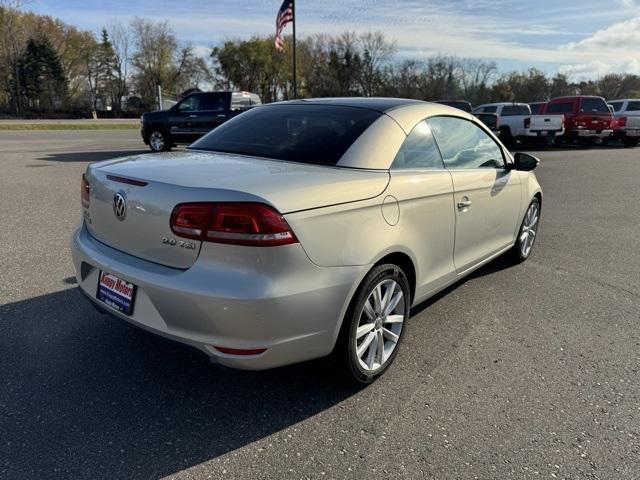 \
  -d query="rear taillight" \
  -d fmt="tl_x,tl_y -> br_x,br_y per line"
618,117 -> 627,127
170,202 -> 298,247
81,174 -> 90,208
524,117 -> 531,129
